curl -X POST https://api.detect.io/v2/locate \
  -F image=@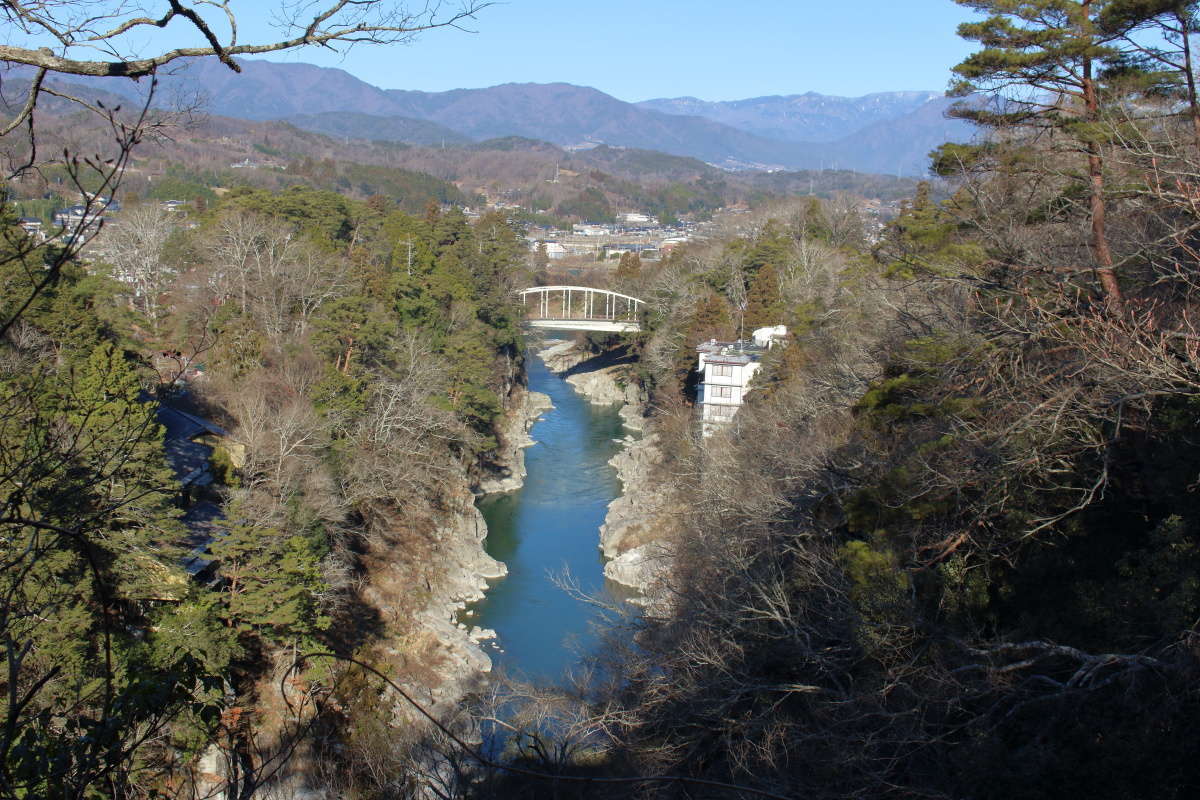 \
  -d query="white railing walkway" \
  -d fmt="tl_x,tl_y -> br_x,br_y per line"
517,285 -> 643,332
